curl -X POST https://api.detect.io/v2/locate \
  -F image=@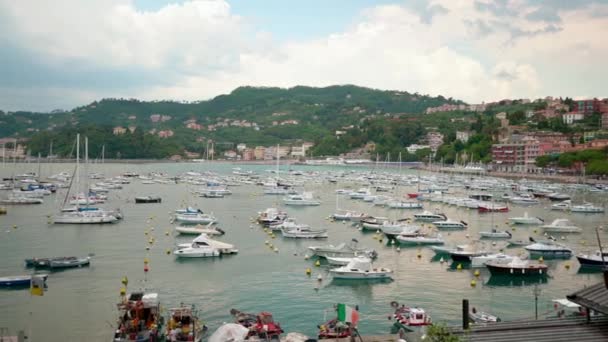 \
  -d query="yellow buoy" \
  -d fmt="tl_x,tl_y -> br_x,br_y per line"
306,268 -> 312,276
166,249 -> 171,255
372,235 -> 378,240
121,277 -> 129,286
416,252 -> 422,259
512,227 -> 516,231
315,260 -> 321,267
120,287 -> 126,296
457,263 -> 463,270
470,279 -> 477,287
538,256 -> 544,263
144,231 -> 149,235
274,247 -> 279,253
165,231 -> 170,236
565,262 -> 571,269
474,270 -> 480,277
144,258 -> 149,264
379,238 -> 383,243
145,246 -> 150,251
533,229 -> 538,234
